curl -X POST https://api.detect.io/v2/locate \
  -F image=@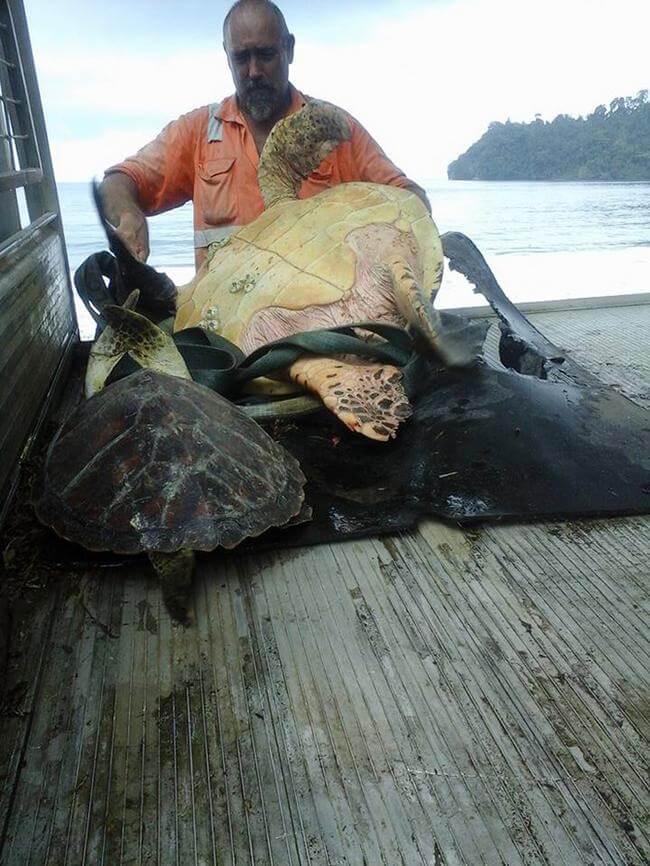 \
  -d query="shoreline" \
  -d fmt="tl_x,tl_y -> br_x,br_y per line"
72,245 -> 650,339
444,178 -> 650,185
